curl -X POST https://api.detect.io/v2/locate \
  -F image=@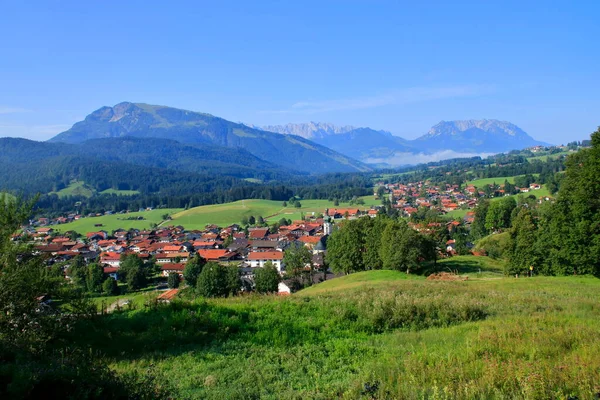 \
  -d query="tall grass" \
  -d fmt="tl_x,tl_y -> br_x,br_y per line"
66,275 -> 600,399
